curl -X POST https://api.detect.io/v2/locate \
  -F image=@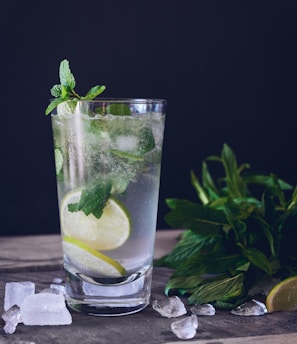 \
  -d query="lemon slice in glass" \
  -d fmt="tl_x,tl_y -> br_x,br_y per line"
63,236 -> 126,277
60,189 -> 131,251
266,276 -> 297,312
